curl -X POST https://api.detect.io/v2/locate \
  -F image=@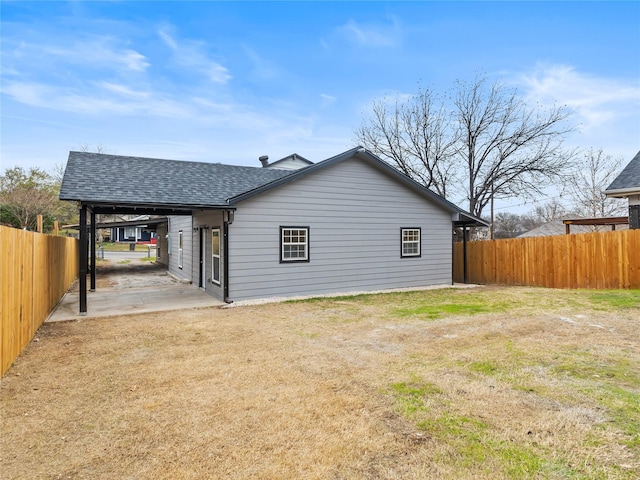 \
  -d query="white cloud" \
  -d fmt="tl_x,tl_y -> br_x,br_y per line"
158,29 -> 178,51
243,46 -> 279,80
2,81 -> 190,117
338,17 -> 402,48
99,82 -> 151,99
516,64 -> 640,158
1,82 -> 52,106
157,27 -> 231,84
320,93 -> 336,106
11,39 -> 151,73
120,49 -> 150,72
518,64 -> 640,128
